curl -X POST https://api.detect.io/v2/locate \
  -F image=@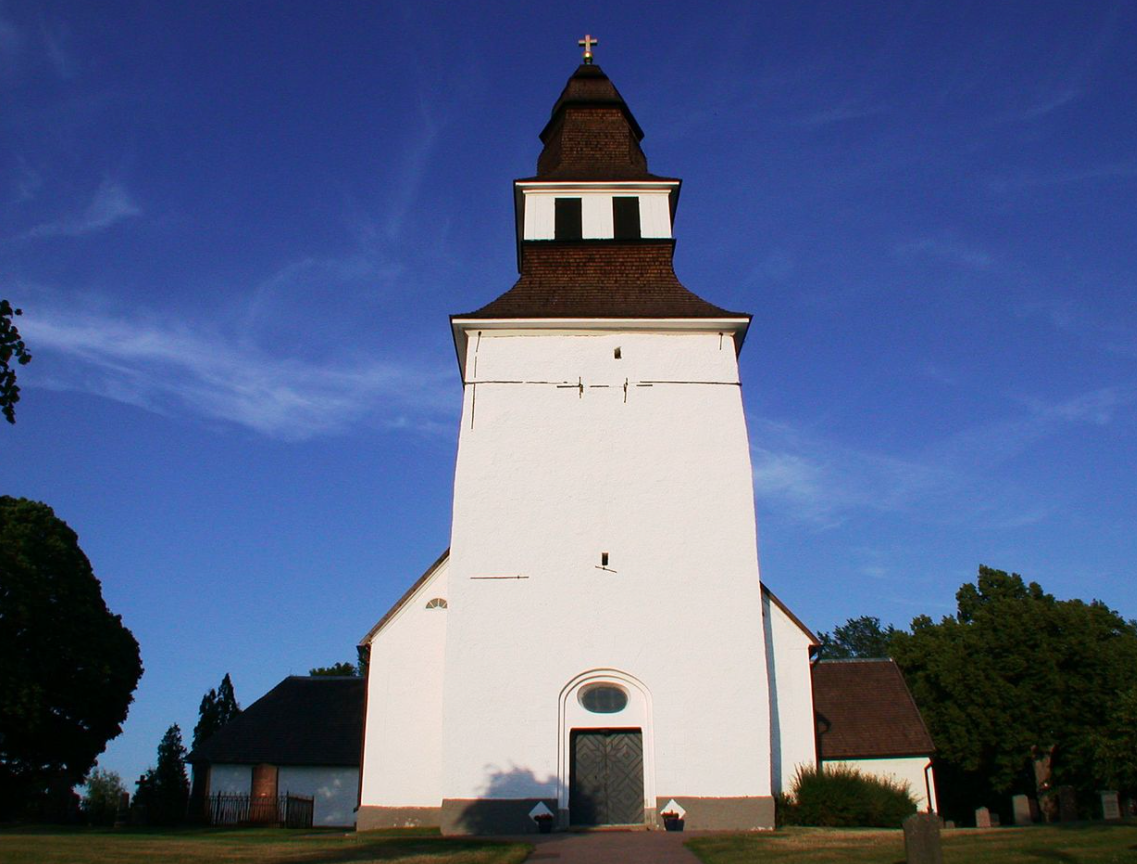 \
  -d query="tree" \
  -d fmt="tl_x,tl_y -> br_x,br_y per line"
0,299 -> 33,424
817,615 -> 898,659
0,497 -> 143,815
134,724 -> 189,825
309,661 -> 361,677
82,768 -> 126,826
890,566 -> 1137,821
191,673 -> 240,752
1091,683 -> 1137,798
